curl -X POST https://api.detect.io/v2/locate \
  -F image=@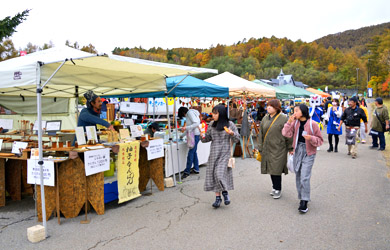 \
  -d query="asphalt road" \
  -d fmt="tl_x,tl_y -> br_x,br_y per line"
1,129 -> 390,250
